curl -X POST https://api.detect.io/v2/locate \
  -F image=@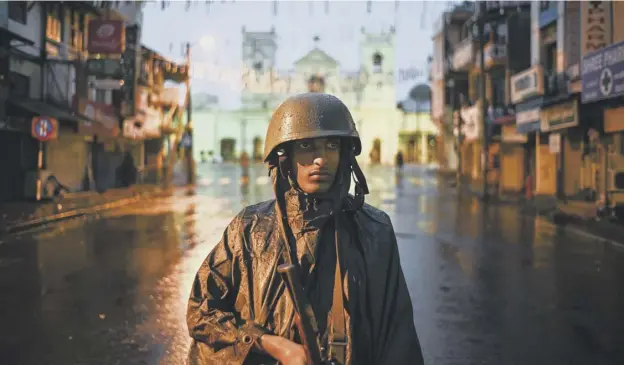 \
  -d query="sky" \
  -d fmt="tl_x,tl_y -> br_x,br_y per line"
141,0 -> 453,109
